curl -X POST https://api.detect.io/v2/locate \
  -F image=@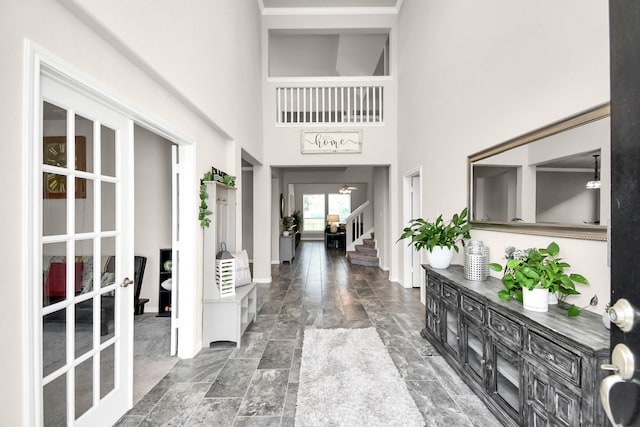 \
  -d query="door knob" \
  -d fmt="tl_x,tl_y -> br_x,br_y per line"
121,277 -> 134,287
601,344 -> 636,380
600,344 -> 640,426
608,298 -> 636,332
